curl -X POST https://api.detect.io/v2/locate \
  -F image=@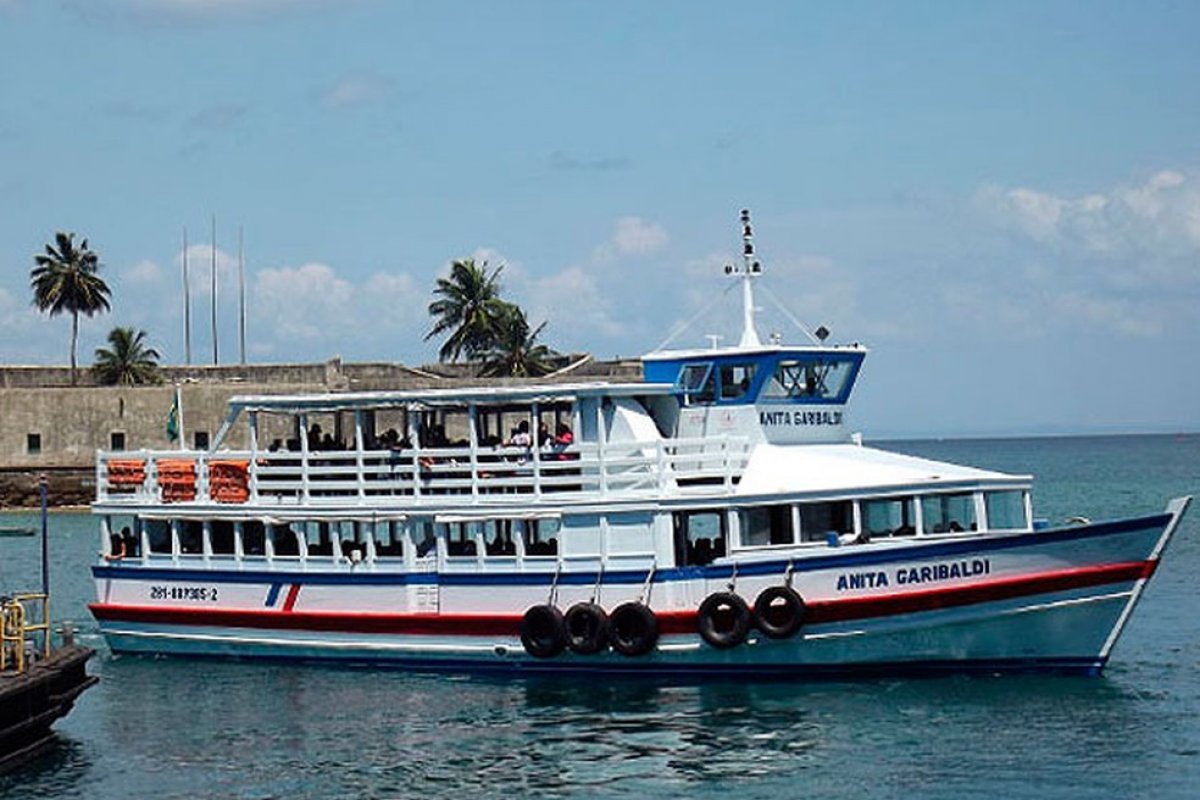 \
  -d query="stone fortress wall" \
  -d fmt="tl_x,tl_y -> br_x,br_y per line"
0,356 -> 640,507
